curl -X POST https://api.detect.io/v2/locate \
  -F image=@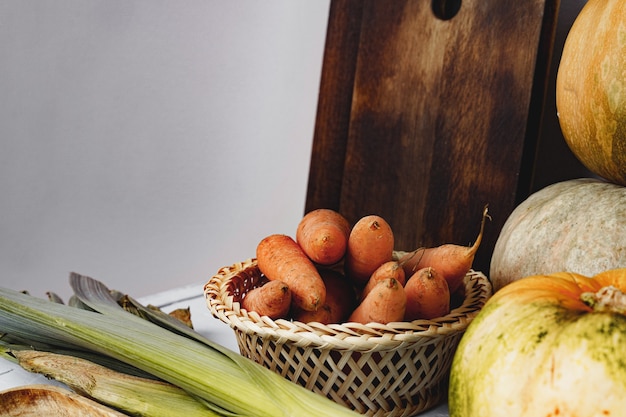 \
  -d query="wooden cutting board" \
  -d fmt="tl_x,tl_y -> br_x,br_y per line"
305,0 -> 560,276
